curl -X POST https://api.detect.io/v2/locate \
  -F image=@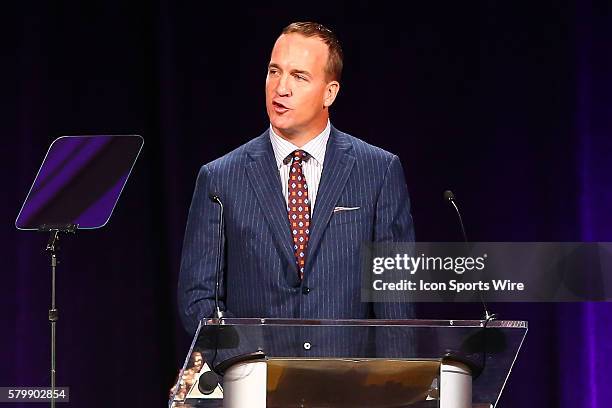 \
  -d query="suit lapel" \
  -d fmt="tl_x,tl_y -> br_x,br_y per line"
305,128 -> 356,272
245,133 -> 298,281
